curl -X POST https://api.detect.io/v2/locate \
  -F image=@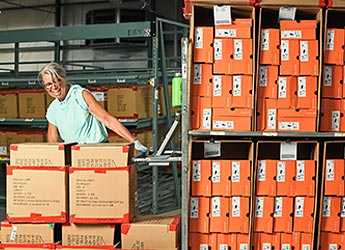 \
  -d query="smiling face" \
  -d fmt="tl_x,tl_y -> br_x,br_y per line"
42,72 -> 69,101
